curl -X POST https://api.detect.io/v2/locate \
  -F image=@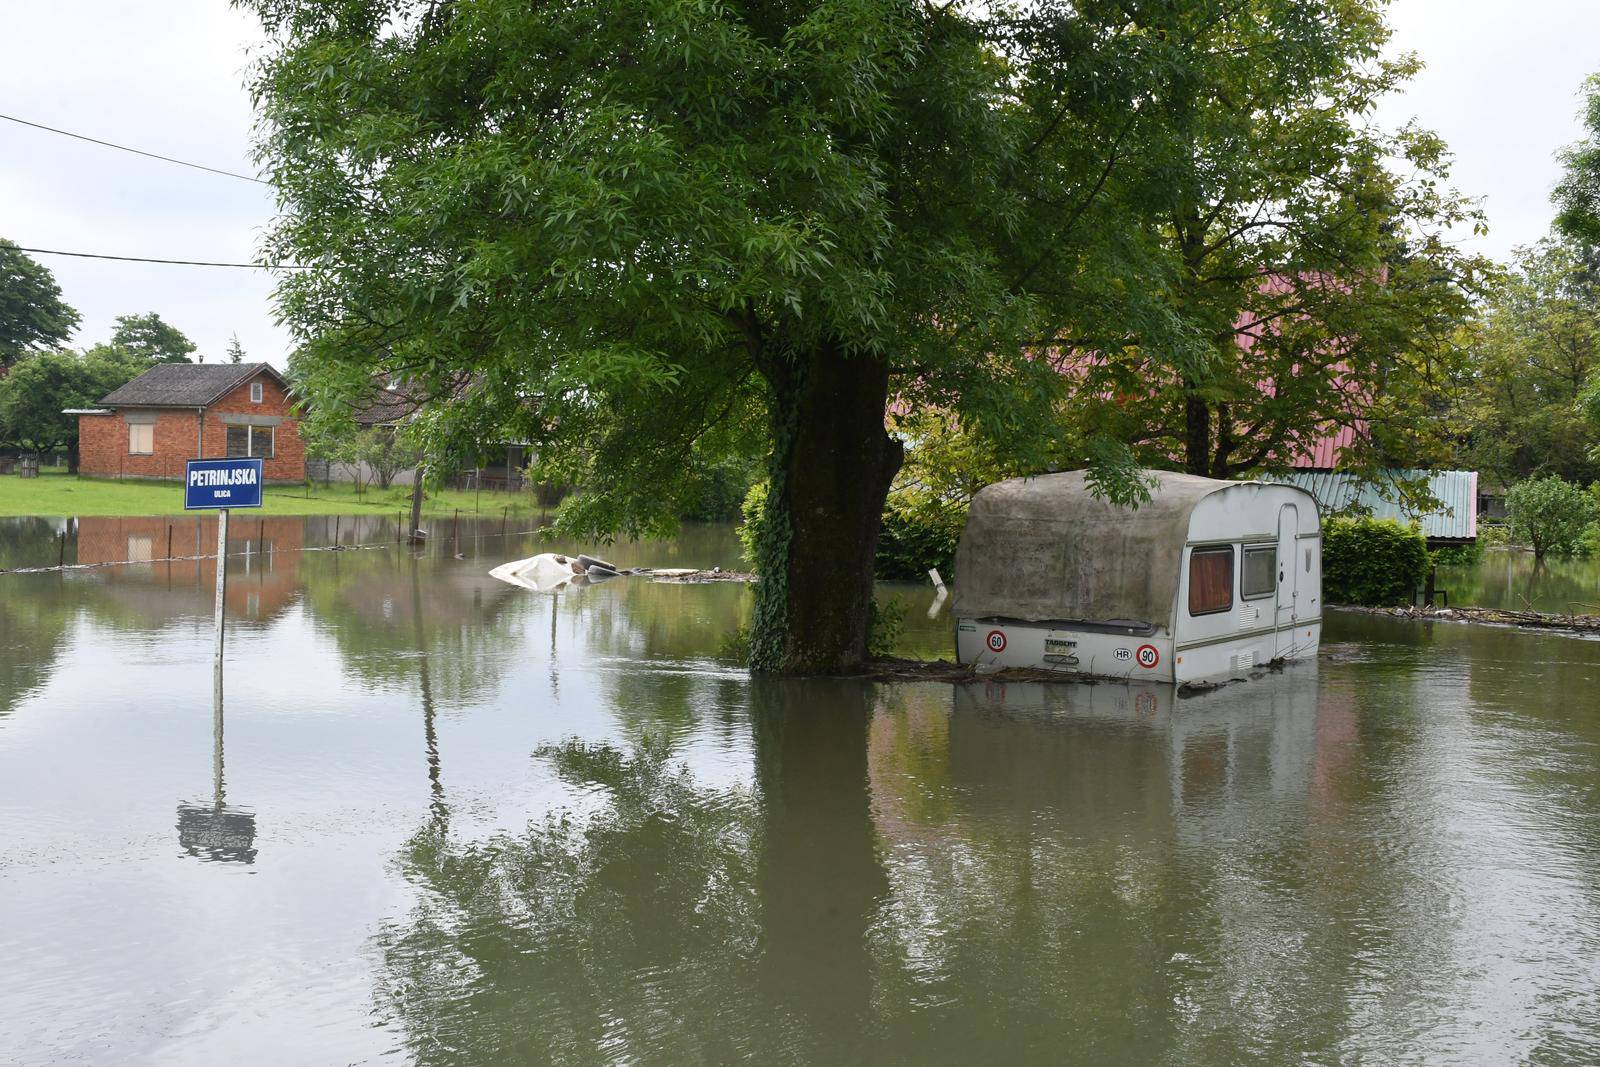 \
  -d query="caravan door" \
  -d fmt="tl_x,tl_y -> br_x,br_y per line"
1274,503 -> 1300,658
